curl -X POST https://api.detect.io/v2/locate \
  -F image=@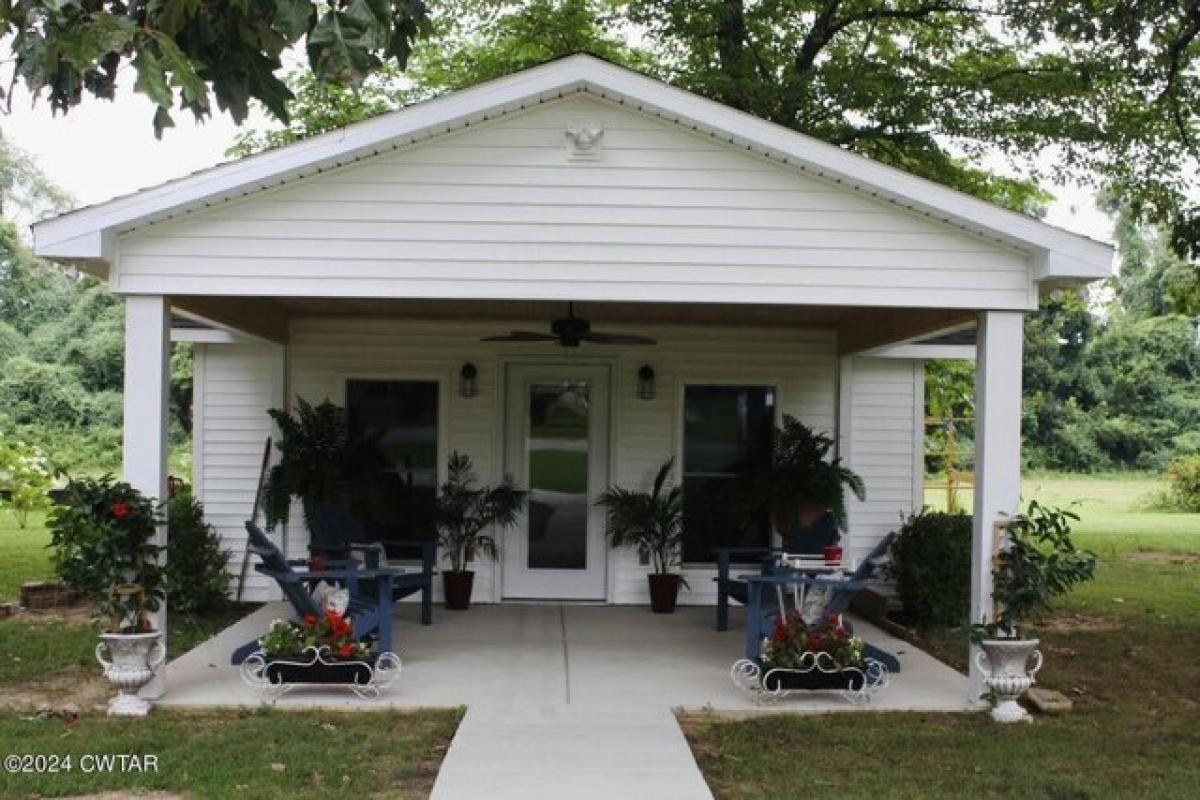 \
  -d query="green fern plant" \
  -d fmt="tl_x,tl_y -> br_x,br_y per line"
262,398 -> 372,534
745,415 -> 865,533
